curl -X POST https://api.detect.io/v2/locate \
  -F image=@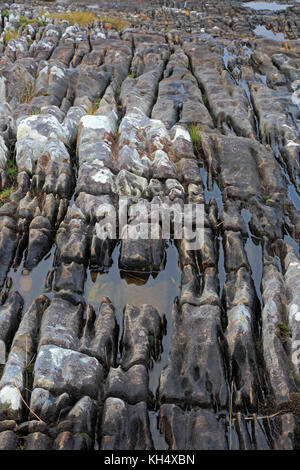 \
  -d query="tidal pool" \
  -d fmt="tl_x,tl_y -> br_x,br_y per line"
242,2 -> 290,12
253,25 -> 285,40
